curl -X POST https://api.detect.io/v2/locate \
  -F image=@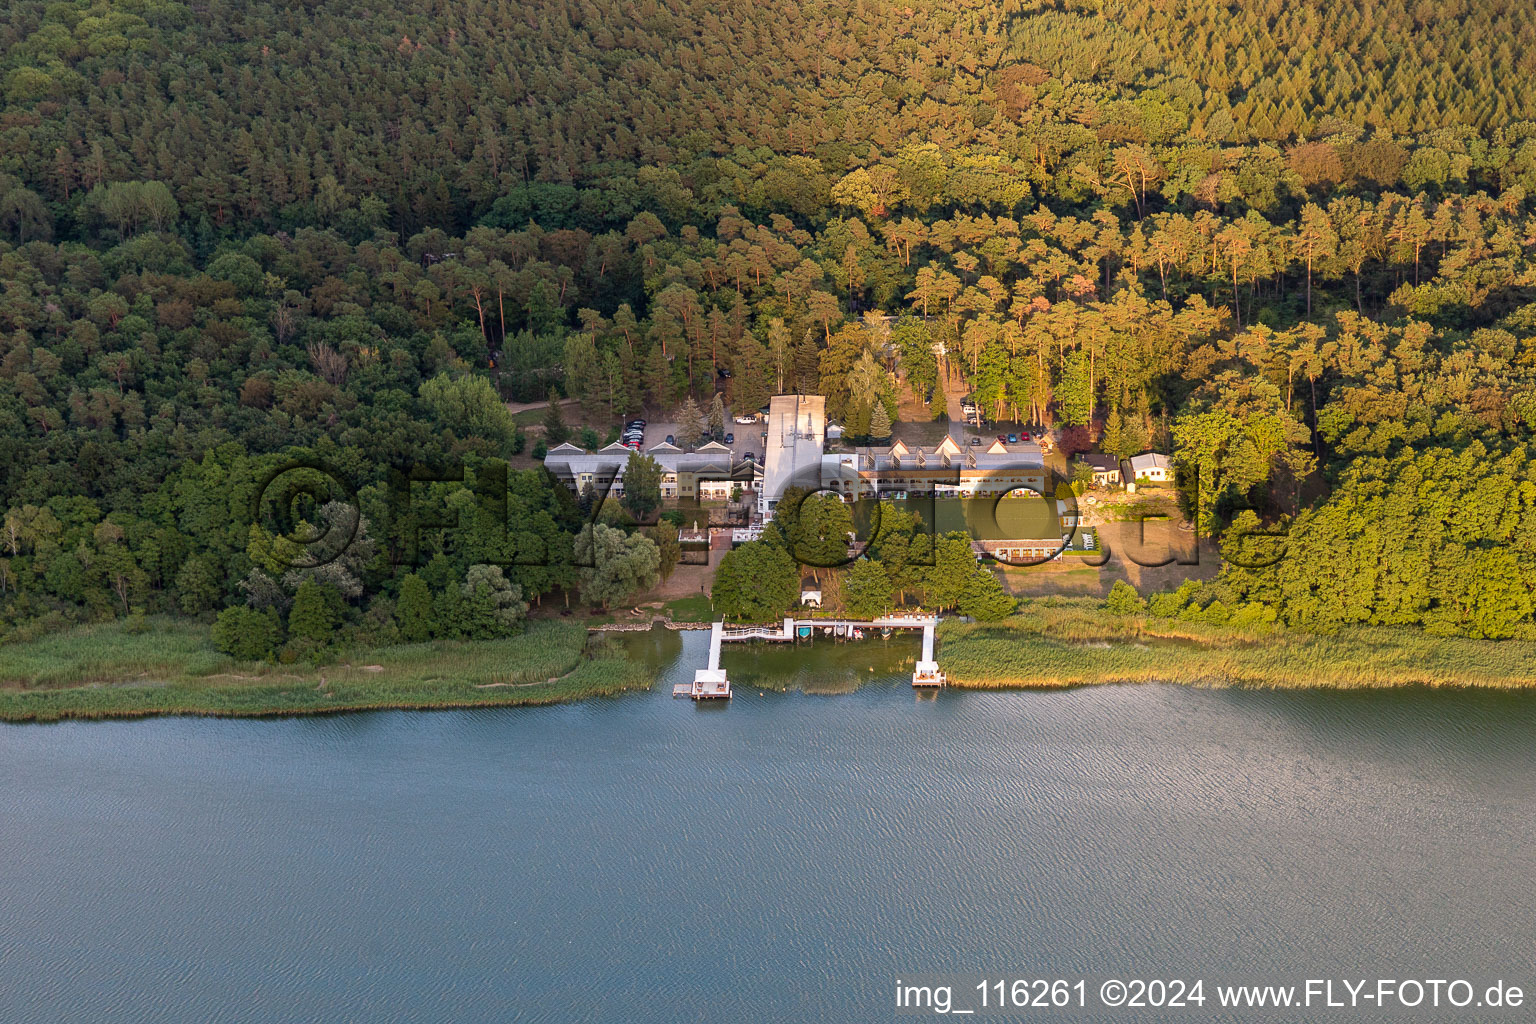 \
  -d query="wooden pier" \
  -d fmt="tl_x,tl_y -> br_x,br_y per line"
683,615 -> 944,696
911,618 -> 946,688
674,621 -> 732,699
